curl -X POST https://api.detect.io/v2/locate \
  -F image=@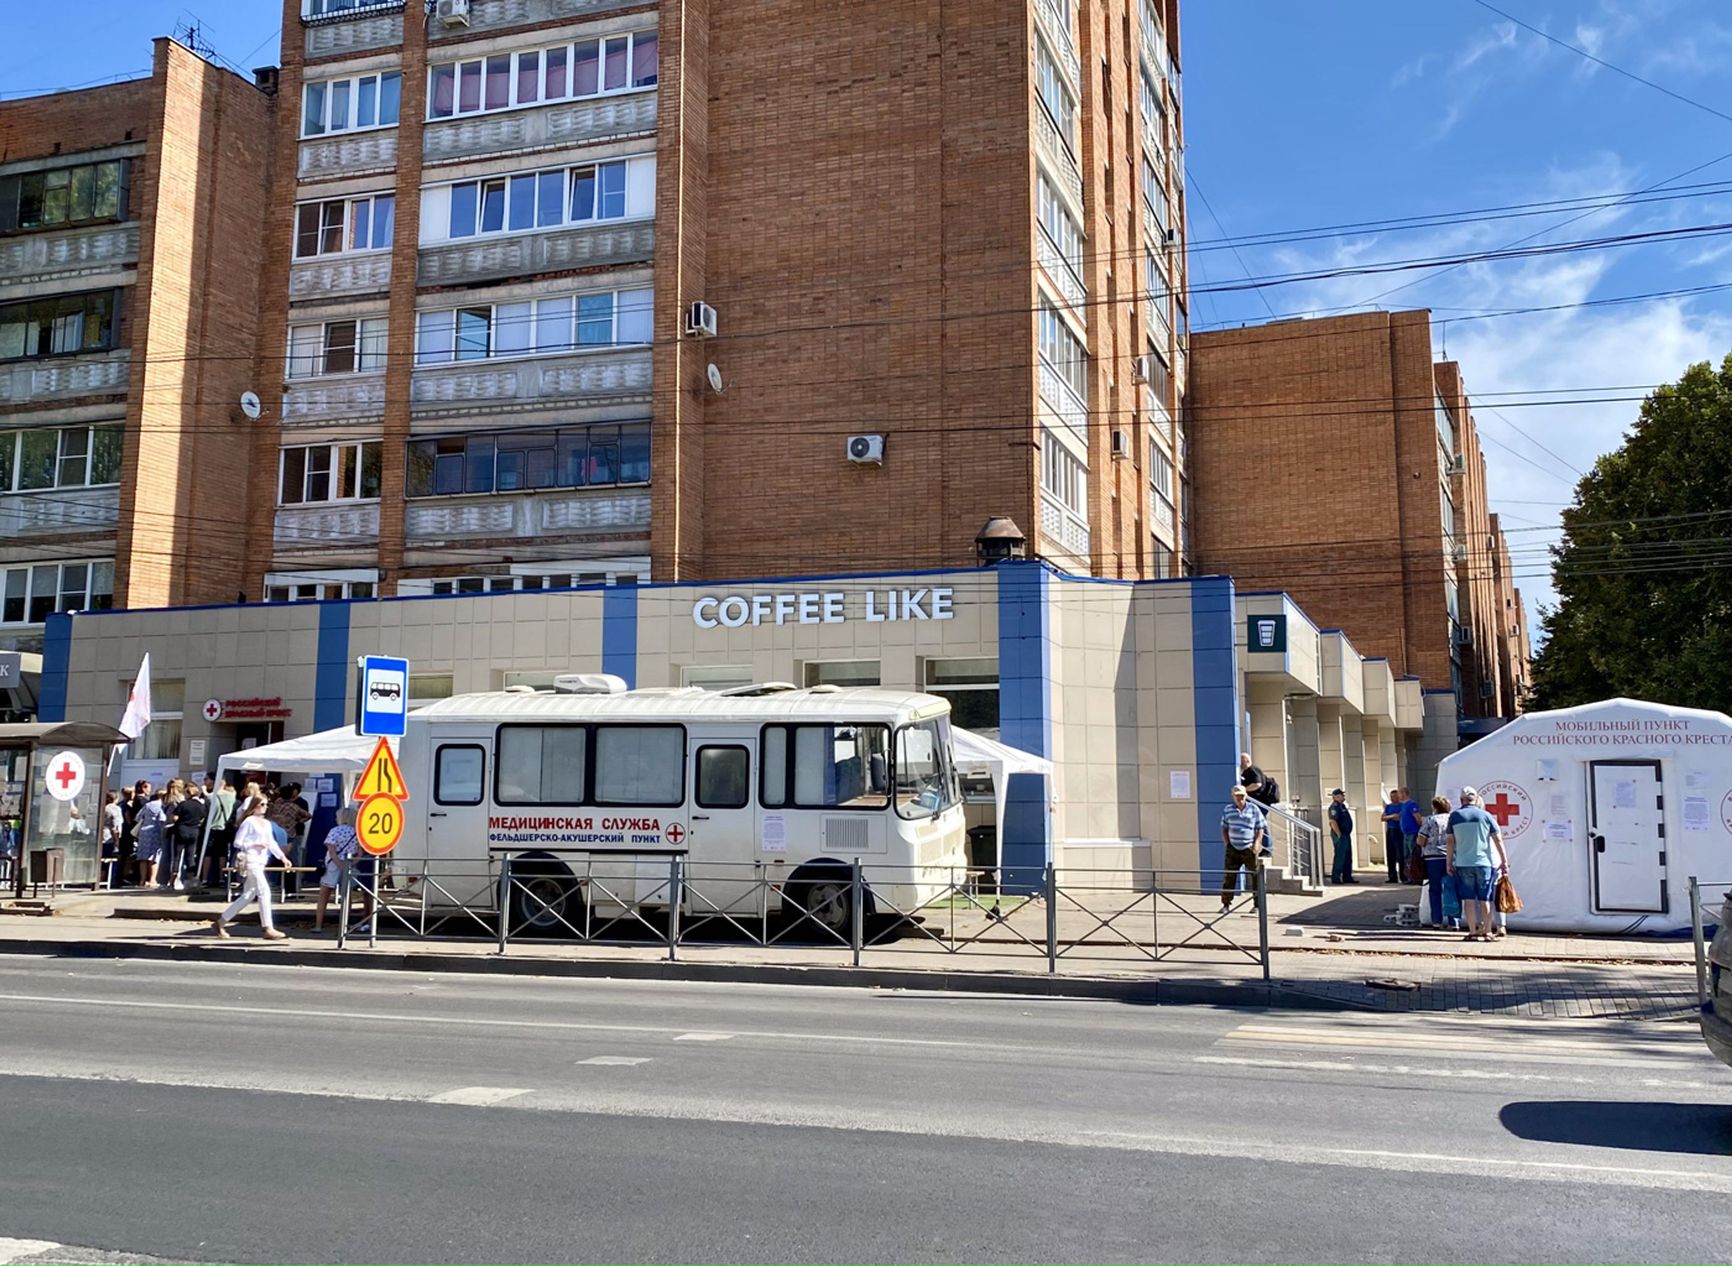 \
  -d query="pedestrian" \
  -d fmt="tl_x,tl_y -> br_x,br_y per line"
266,785 -> 311,899
1240,760 -> 1281,858
168,781 -> 206,892
212,797 -> 290,941
313,808 -> 371,932
200,777 -> 236,888
1380,789 -> 1407,883
134,789 -> 170,889
120,781 -> 150,885
1445,785 -> 1507,943
1327,788 -> 1355,884
286,782 -> 312,897
99,790 -> 125,887
1417,795 -> 1452,928
1218,784 -> 1266,911
1398,788 -> 1423,880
